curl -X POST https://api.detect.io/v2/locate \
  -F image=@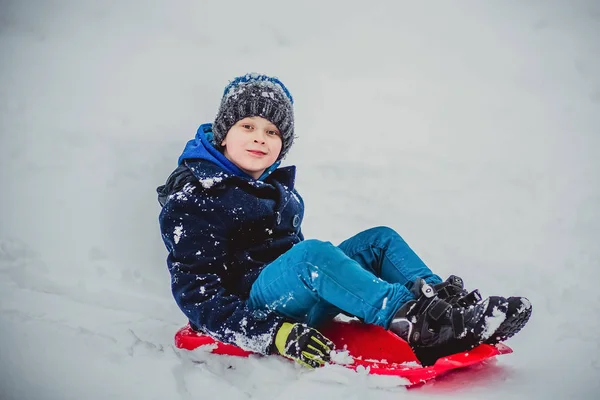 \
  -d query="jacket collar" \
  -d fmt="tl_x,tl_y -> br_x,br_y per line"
185,159 -> 297,191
